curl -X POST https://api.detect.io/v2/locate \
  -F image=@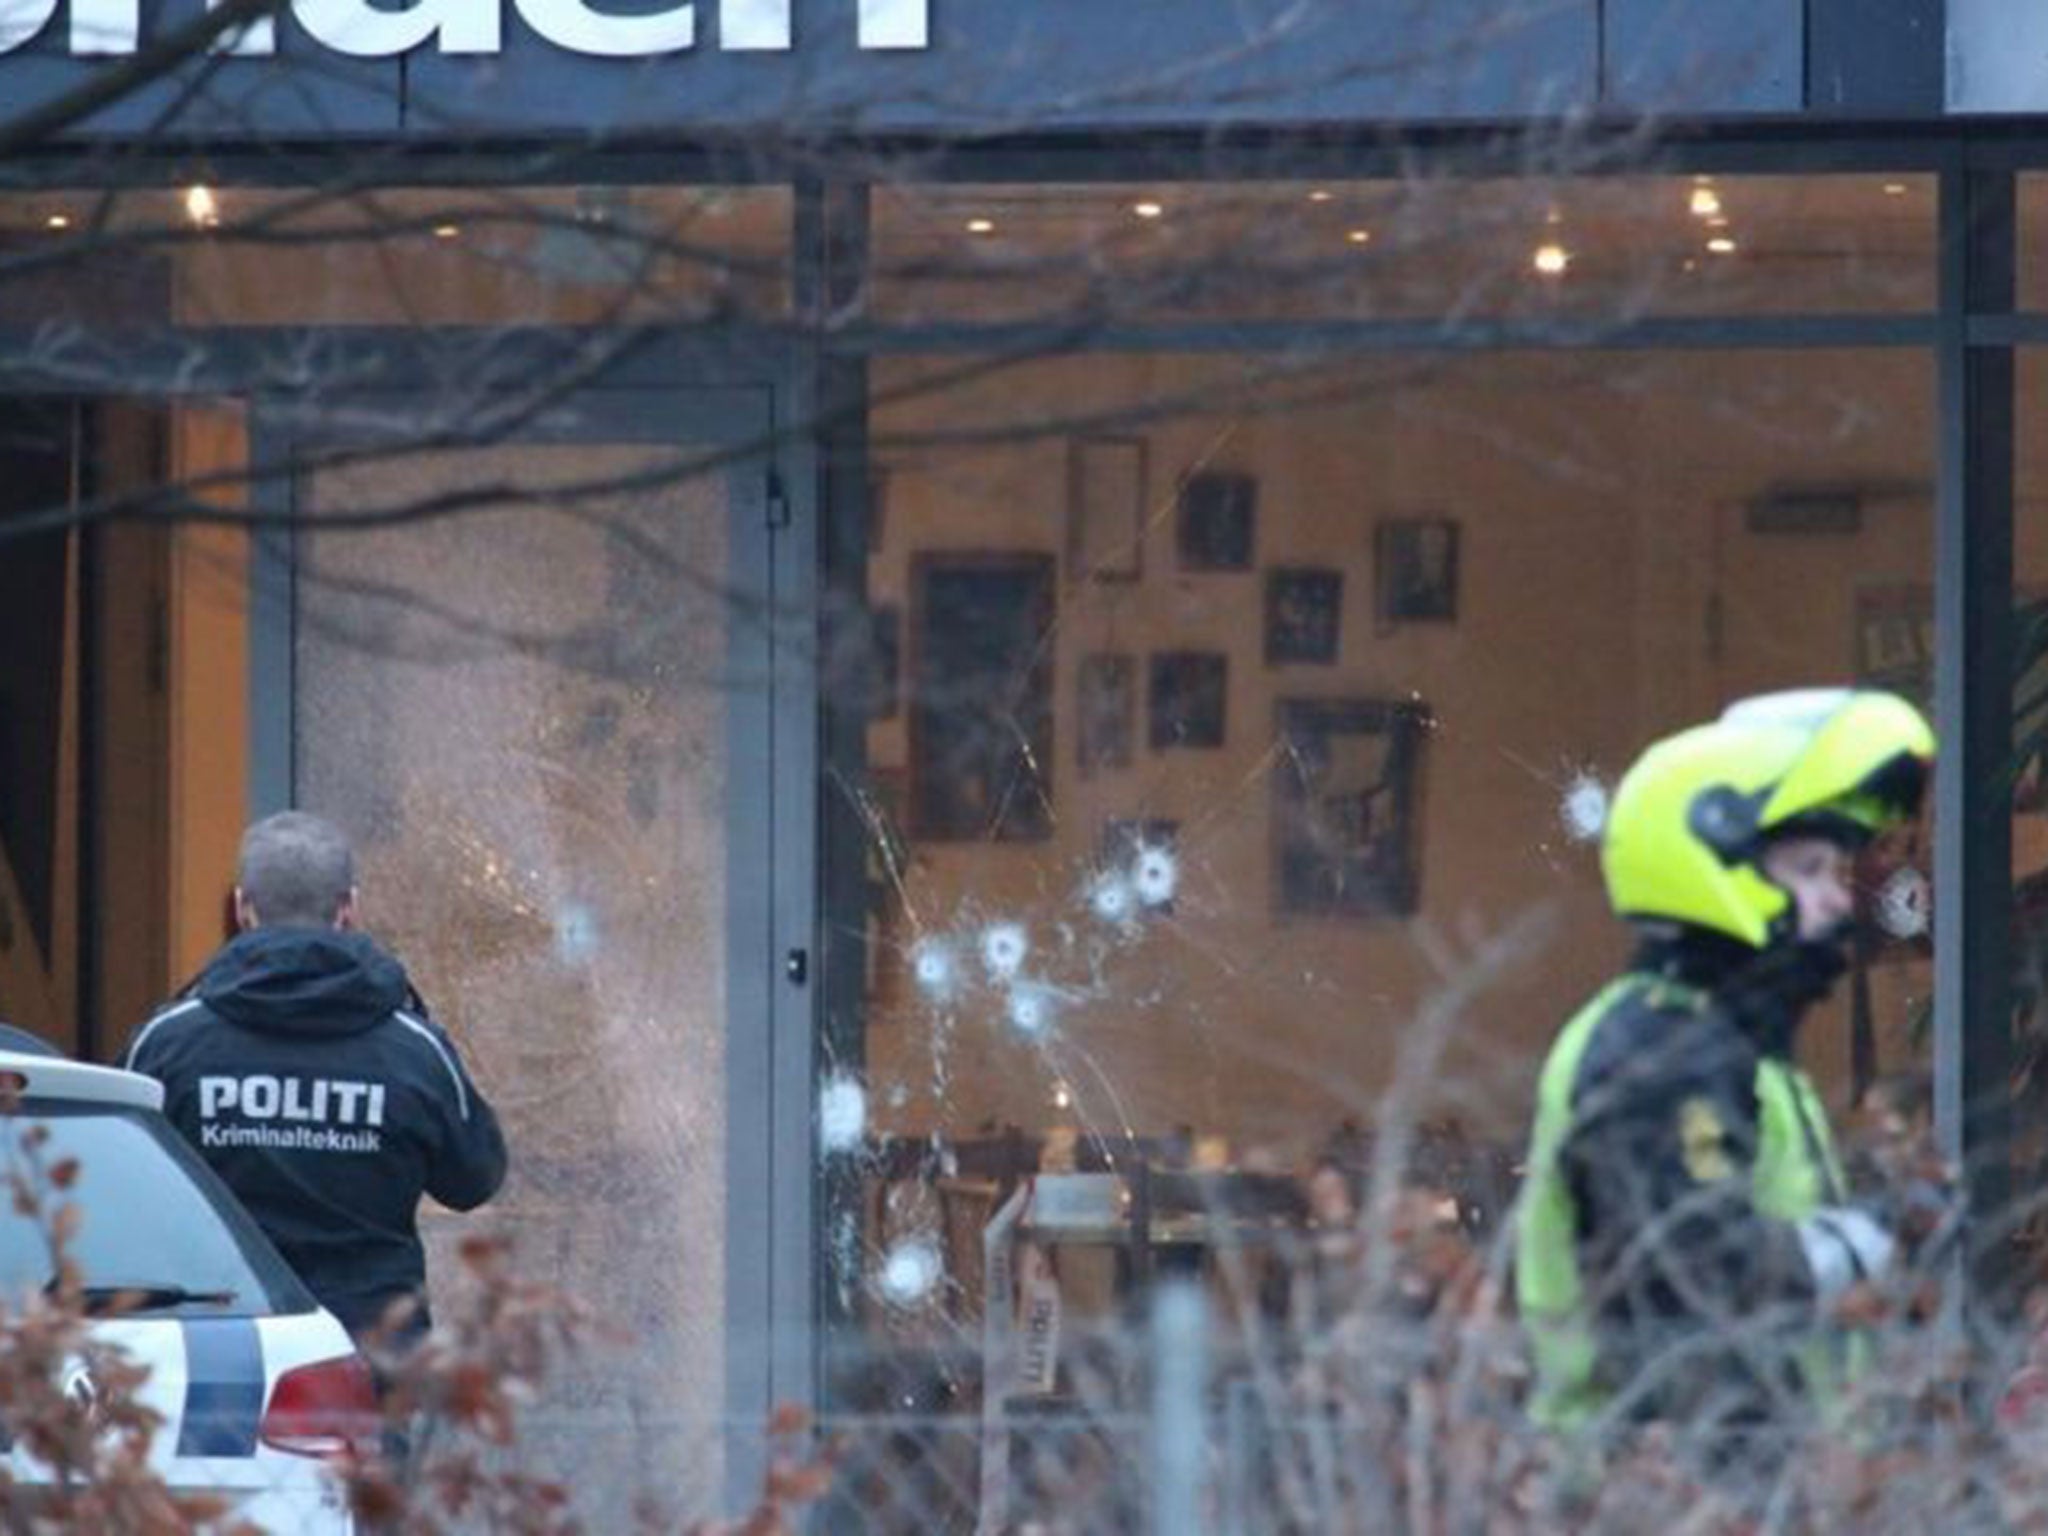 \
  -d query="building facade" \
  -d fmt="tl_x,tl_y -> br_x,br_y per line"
0,0 -> 2042,1516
